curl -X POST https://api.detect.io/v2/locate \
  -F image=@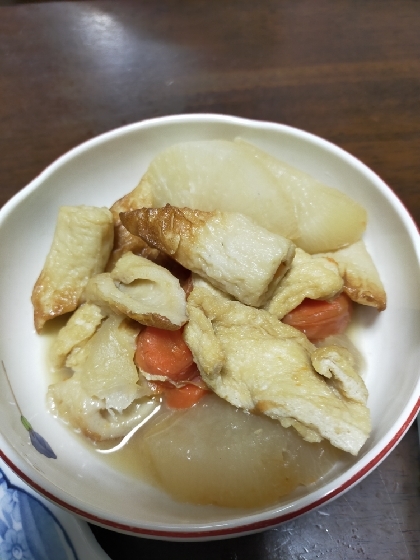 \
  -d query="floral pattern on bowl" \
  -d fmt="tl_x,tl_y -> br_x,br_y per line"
0,468 -> 78,560
2,362 -> 57,461
0,461 -> 110,560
